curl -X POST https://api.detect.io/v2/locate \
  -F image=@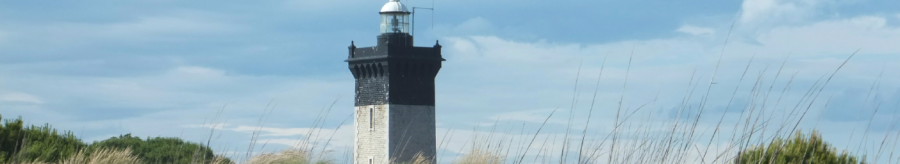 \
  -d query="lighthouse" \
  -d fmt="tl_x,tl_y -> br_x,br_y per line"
346,0 -> 444,163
